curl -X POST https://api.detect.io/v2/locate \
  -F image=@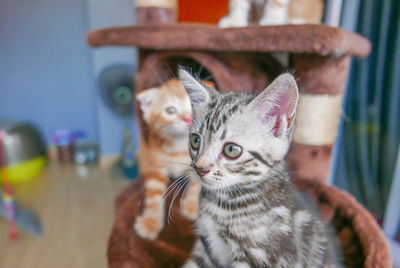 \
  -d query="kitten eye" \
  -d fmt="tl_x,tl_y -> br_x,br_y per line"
223,143 -> 242,159
190,134 -> 201,150
165,106 -> 177,115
